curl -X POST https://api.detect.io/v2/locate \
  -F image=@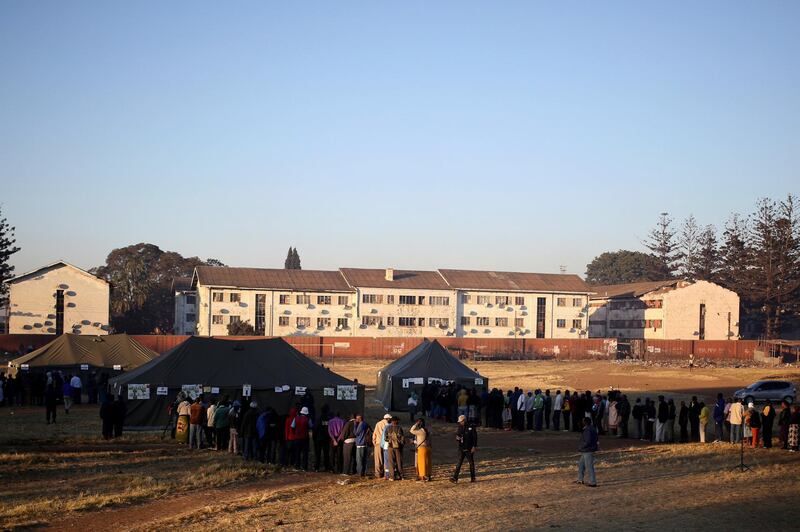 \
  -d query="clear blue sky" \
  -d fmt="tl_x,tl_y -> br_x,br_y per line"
1,1 -> 798,276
